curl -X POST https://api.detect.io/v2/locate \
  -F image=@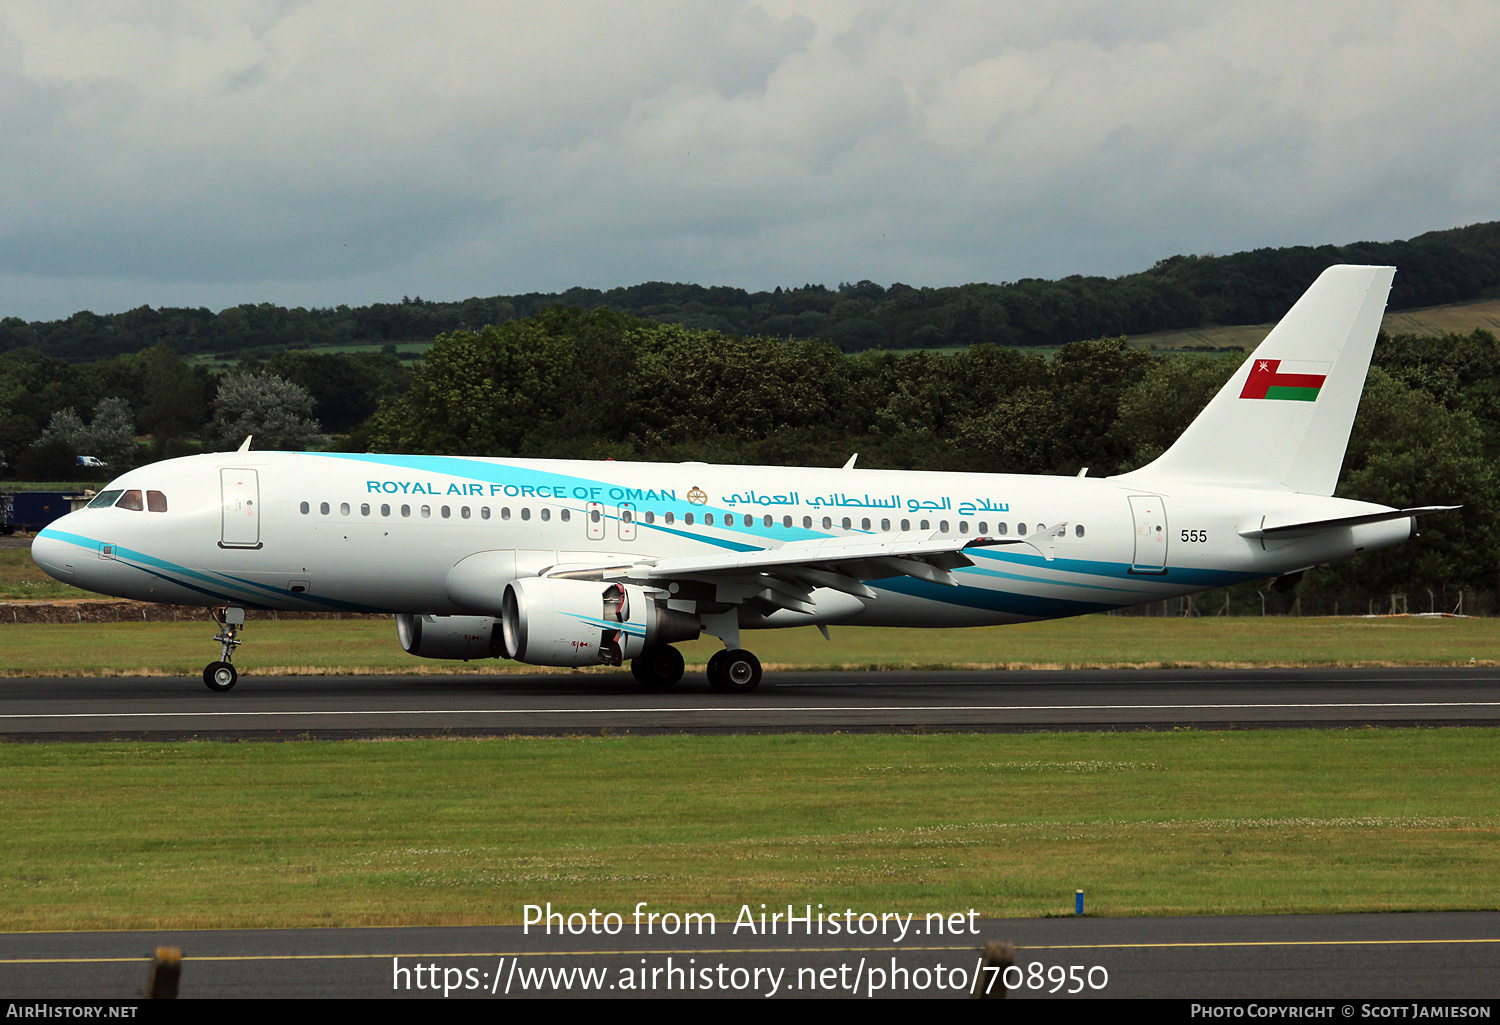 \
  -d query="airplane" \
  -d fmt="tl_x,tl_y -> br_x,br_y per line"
30,265 -> 1454,693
